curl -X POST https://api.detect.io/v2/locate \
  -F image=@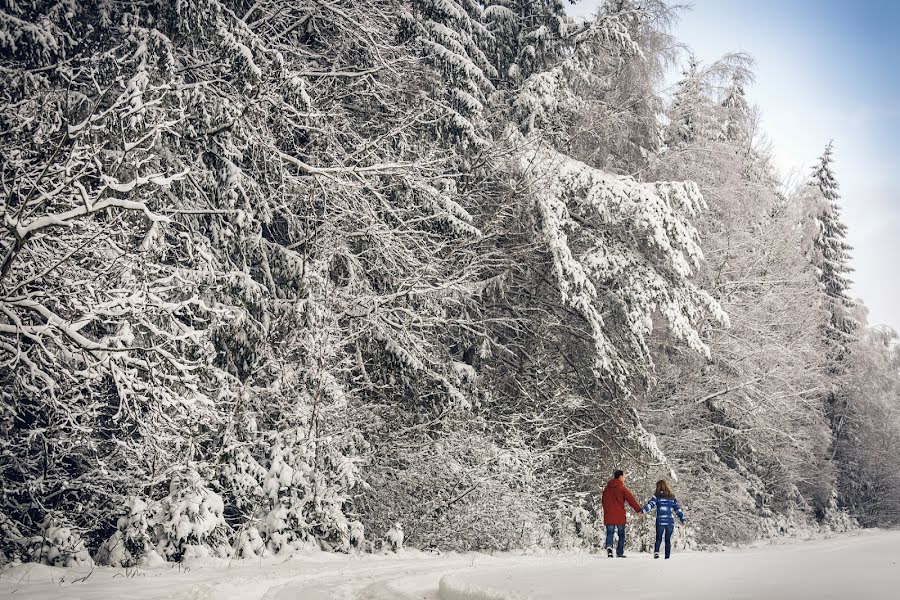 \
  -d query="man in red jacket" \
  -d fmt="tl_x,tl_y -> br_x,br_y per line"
601,469 -> 642,557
